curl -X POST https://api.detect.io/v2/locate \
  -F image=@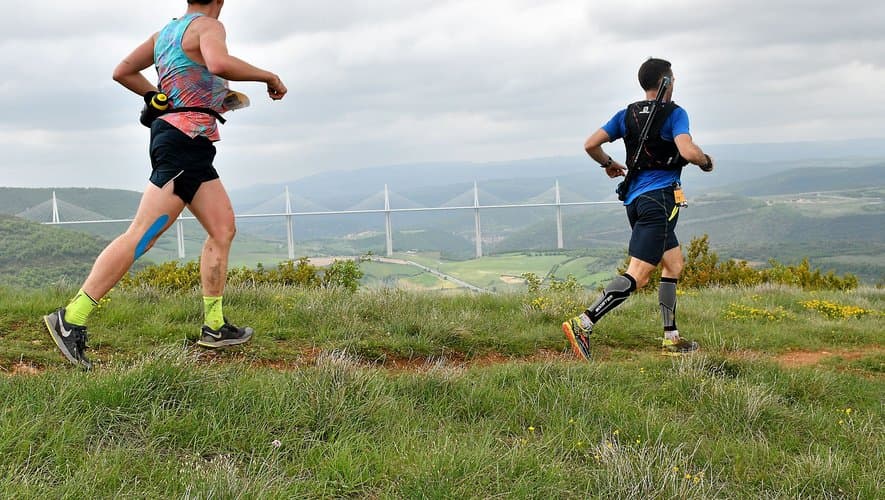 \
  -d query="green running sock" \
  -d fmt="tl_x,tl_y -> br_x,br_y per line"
65,289 -> 98,326
203,296 -> 224,330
